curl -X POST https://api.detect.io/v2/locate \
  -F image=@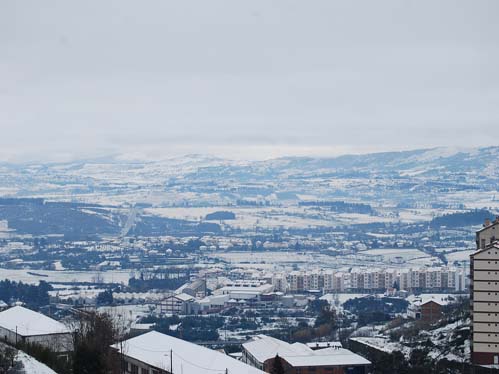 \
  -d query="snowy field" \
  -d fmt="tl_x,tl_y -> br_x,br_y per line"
147,206 -> 337,229
16,350 -> 57,374
98,304 -> 159,328
0,268 -> 131,285
208,249 -> 442,271
146,205 -> 442,231
445,250 -> 474,263
359,248 -> 439,266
